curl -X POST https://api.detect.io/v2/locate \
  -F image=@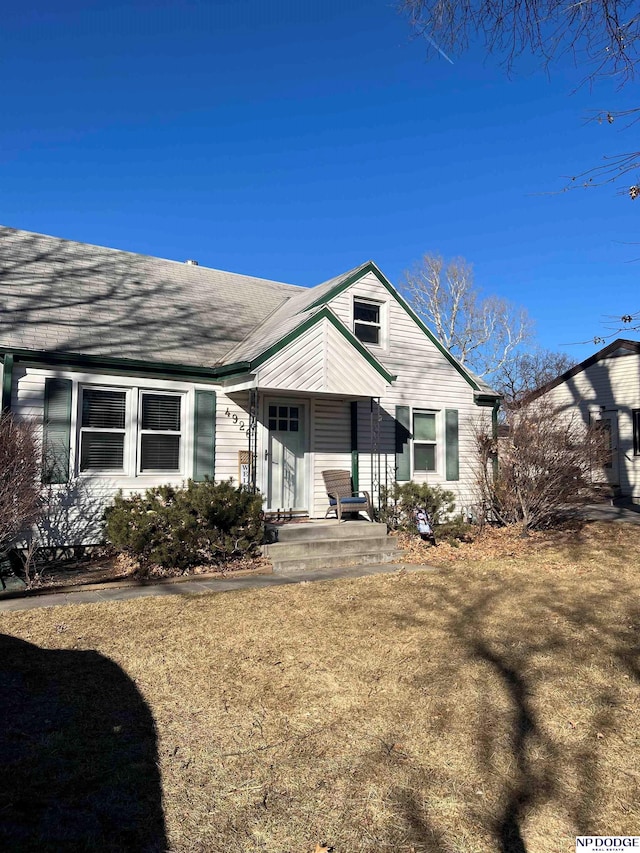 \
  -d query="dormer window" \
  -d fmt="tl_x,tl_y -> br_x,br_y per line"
354,299 -> 381,345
